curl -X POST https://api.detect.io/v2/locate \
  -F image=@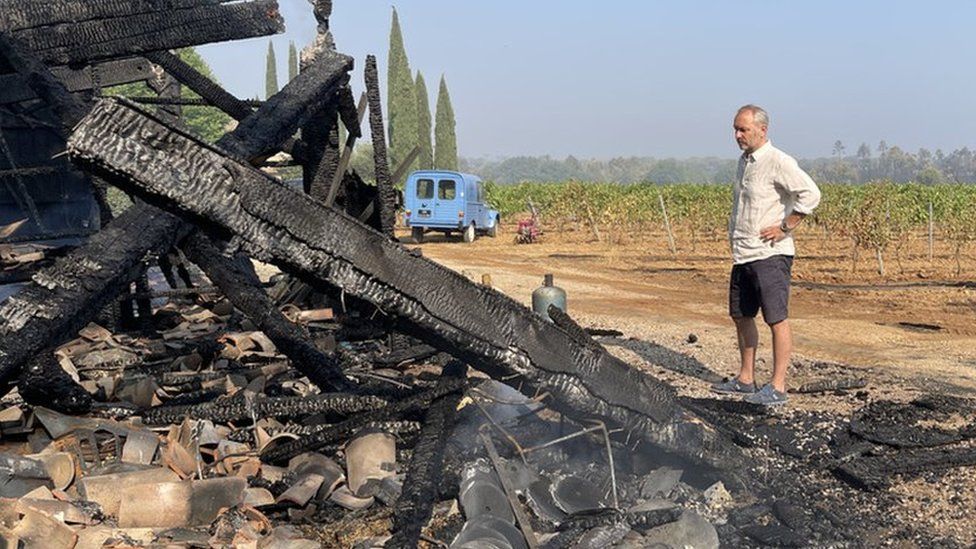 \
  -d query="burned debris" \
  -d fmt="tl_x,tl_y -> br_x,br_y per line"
1,1 -> 975,548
